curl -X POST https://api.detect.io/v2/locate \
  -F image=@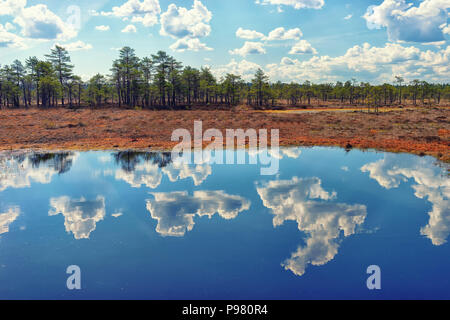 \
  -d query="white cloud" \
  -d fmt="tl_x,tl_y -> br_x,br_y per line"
89,9 -> 100,16
257,177 -> 367,276
160,0 -> 212,39
130,14 -> 159,27
364,0 -> 450,43
264,43 -> 450,83
170,38 -> 213,52
422,40 -> 446,47
289,39 -> 317,54
49,196 -> 106,240
361,155 -> 450,246
280,57 -> 295,65
146,191 -> 250,237
14,4 -> 76,41
264,27 -> 303,40
95,25 -> 110,31
236,26 -> 303,42
55,41 -> 93,52
230,41 -> 266,56
121,24 -> 137,33
0,0 -> 77,42
236,27 -> 265,40
215,42 -> 449,83
0,207 -> 20,235
441,23 -> 450,35
159,0 -> 212,52
212,59 -> 262,81
344,14 -> 352,20
256,0 -> 325,10
4,22 -> 15,31
102,0 -> 161,27
0,0 -> 25,15
0,23 -> 26,48
112,0 -> 160,17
